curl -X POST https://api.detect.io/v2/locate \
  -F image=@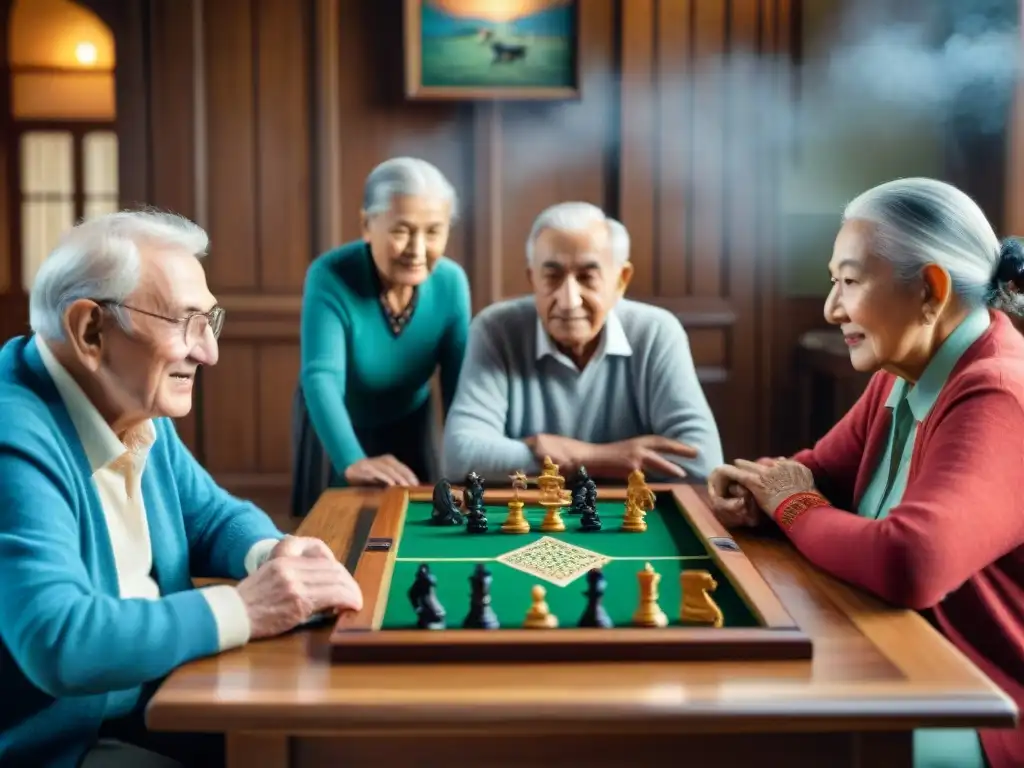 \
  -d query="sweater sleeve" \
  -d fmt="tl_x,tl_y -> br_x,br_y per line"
437,262 -> 472,415
162,420 -> 283,579
0,421 -> 224,697
791,372 -> 891,504
645,317 -> 723,480
442,317 -> 537,482
299,263 -> 365,472
777,384 -> 1024,610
